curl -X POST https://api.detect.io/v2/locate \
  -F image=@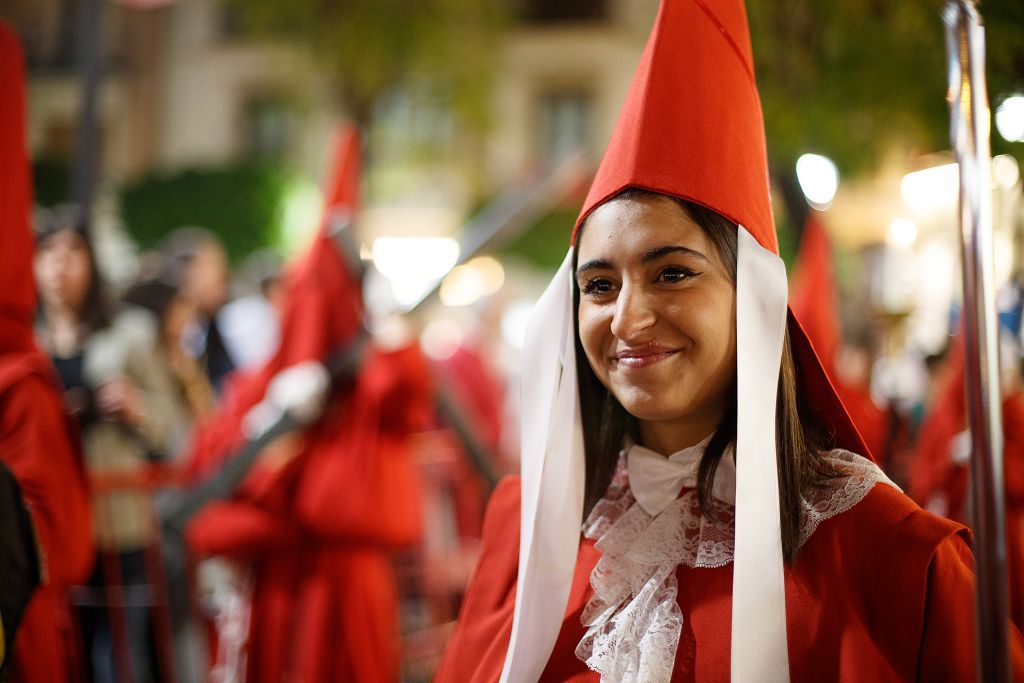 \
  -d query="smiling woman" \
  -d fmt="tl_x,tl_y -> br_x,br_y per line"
572,188 -> 839,562
436,0 -> 1024,681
